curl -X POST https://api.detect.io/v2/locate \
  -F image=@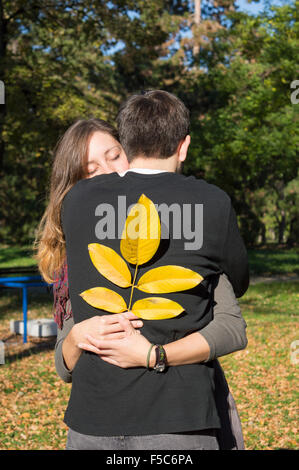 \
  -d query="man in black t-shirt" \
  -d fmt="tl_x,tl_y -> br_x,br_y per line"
62,90 -> 249,449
